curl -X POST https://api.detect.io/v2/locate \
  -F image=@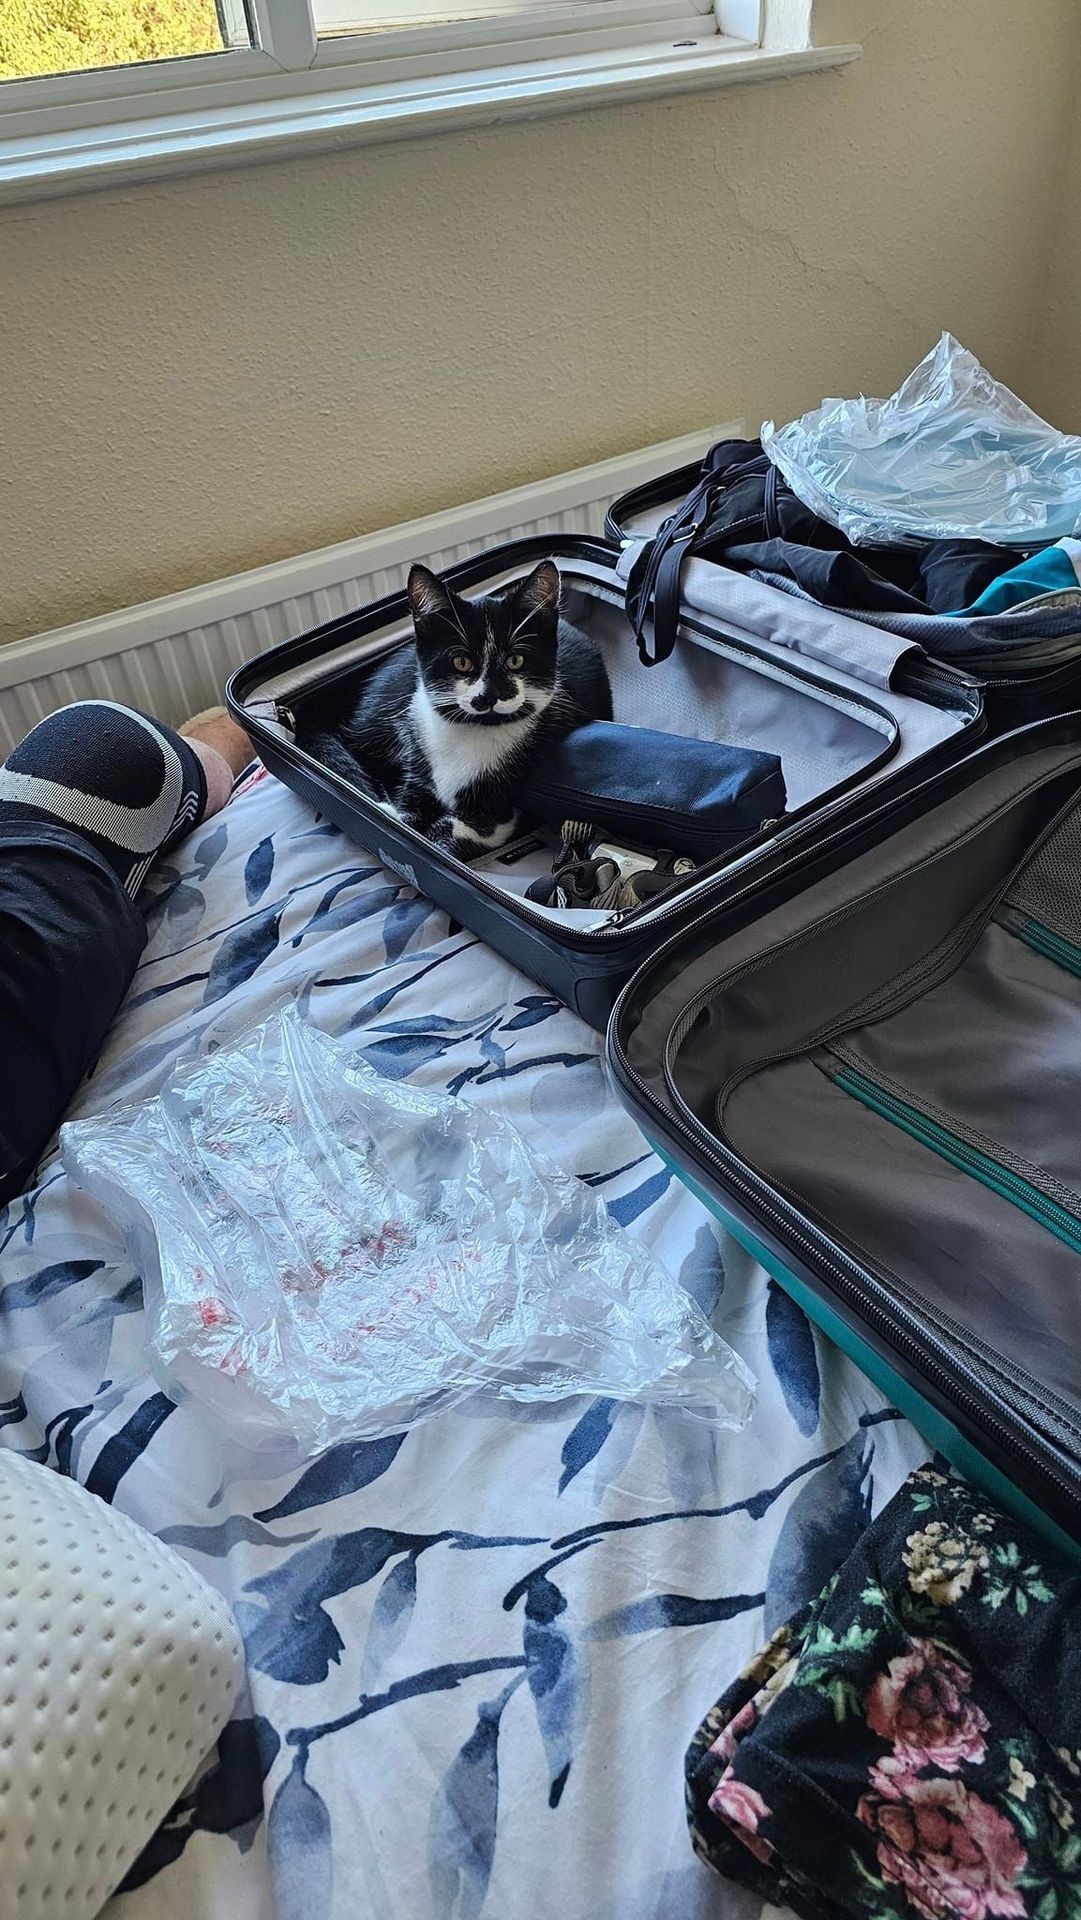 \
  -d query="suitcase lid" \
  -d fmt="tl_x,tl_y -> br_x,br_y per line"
609,714 -> 1081,1543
